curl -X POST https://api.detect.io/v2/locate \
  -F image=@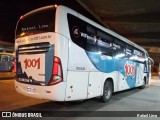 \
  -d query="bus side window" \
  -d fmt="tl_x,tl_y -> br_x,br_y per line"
113,38 -> 126,58
130,48 -> 146,63
86,25 -> 97,52
1,55 -> 8,61
5,55 -> 9,61
126,44 -> 134,60
96,30 -> 113,56
67,14 -> 87,50
10,56 -> 14,62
